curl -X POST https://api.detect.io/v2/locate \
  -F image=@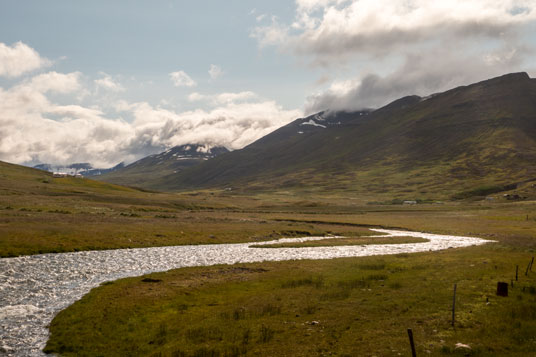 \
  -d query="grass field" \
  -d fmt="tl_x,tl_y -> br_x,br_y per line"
3,161 -> 536,355
45,246 -> 536,356
40,196 -> 536,356
0,161 -> 385,257
3,160 -> 536,257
